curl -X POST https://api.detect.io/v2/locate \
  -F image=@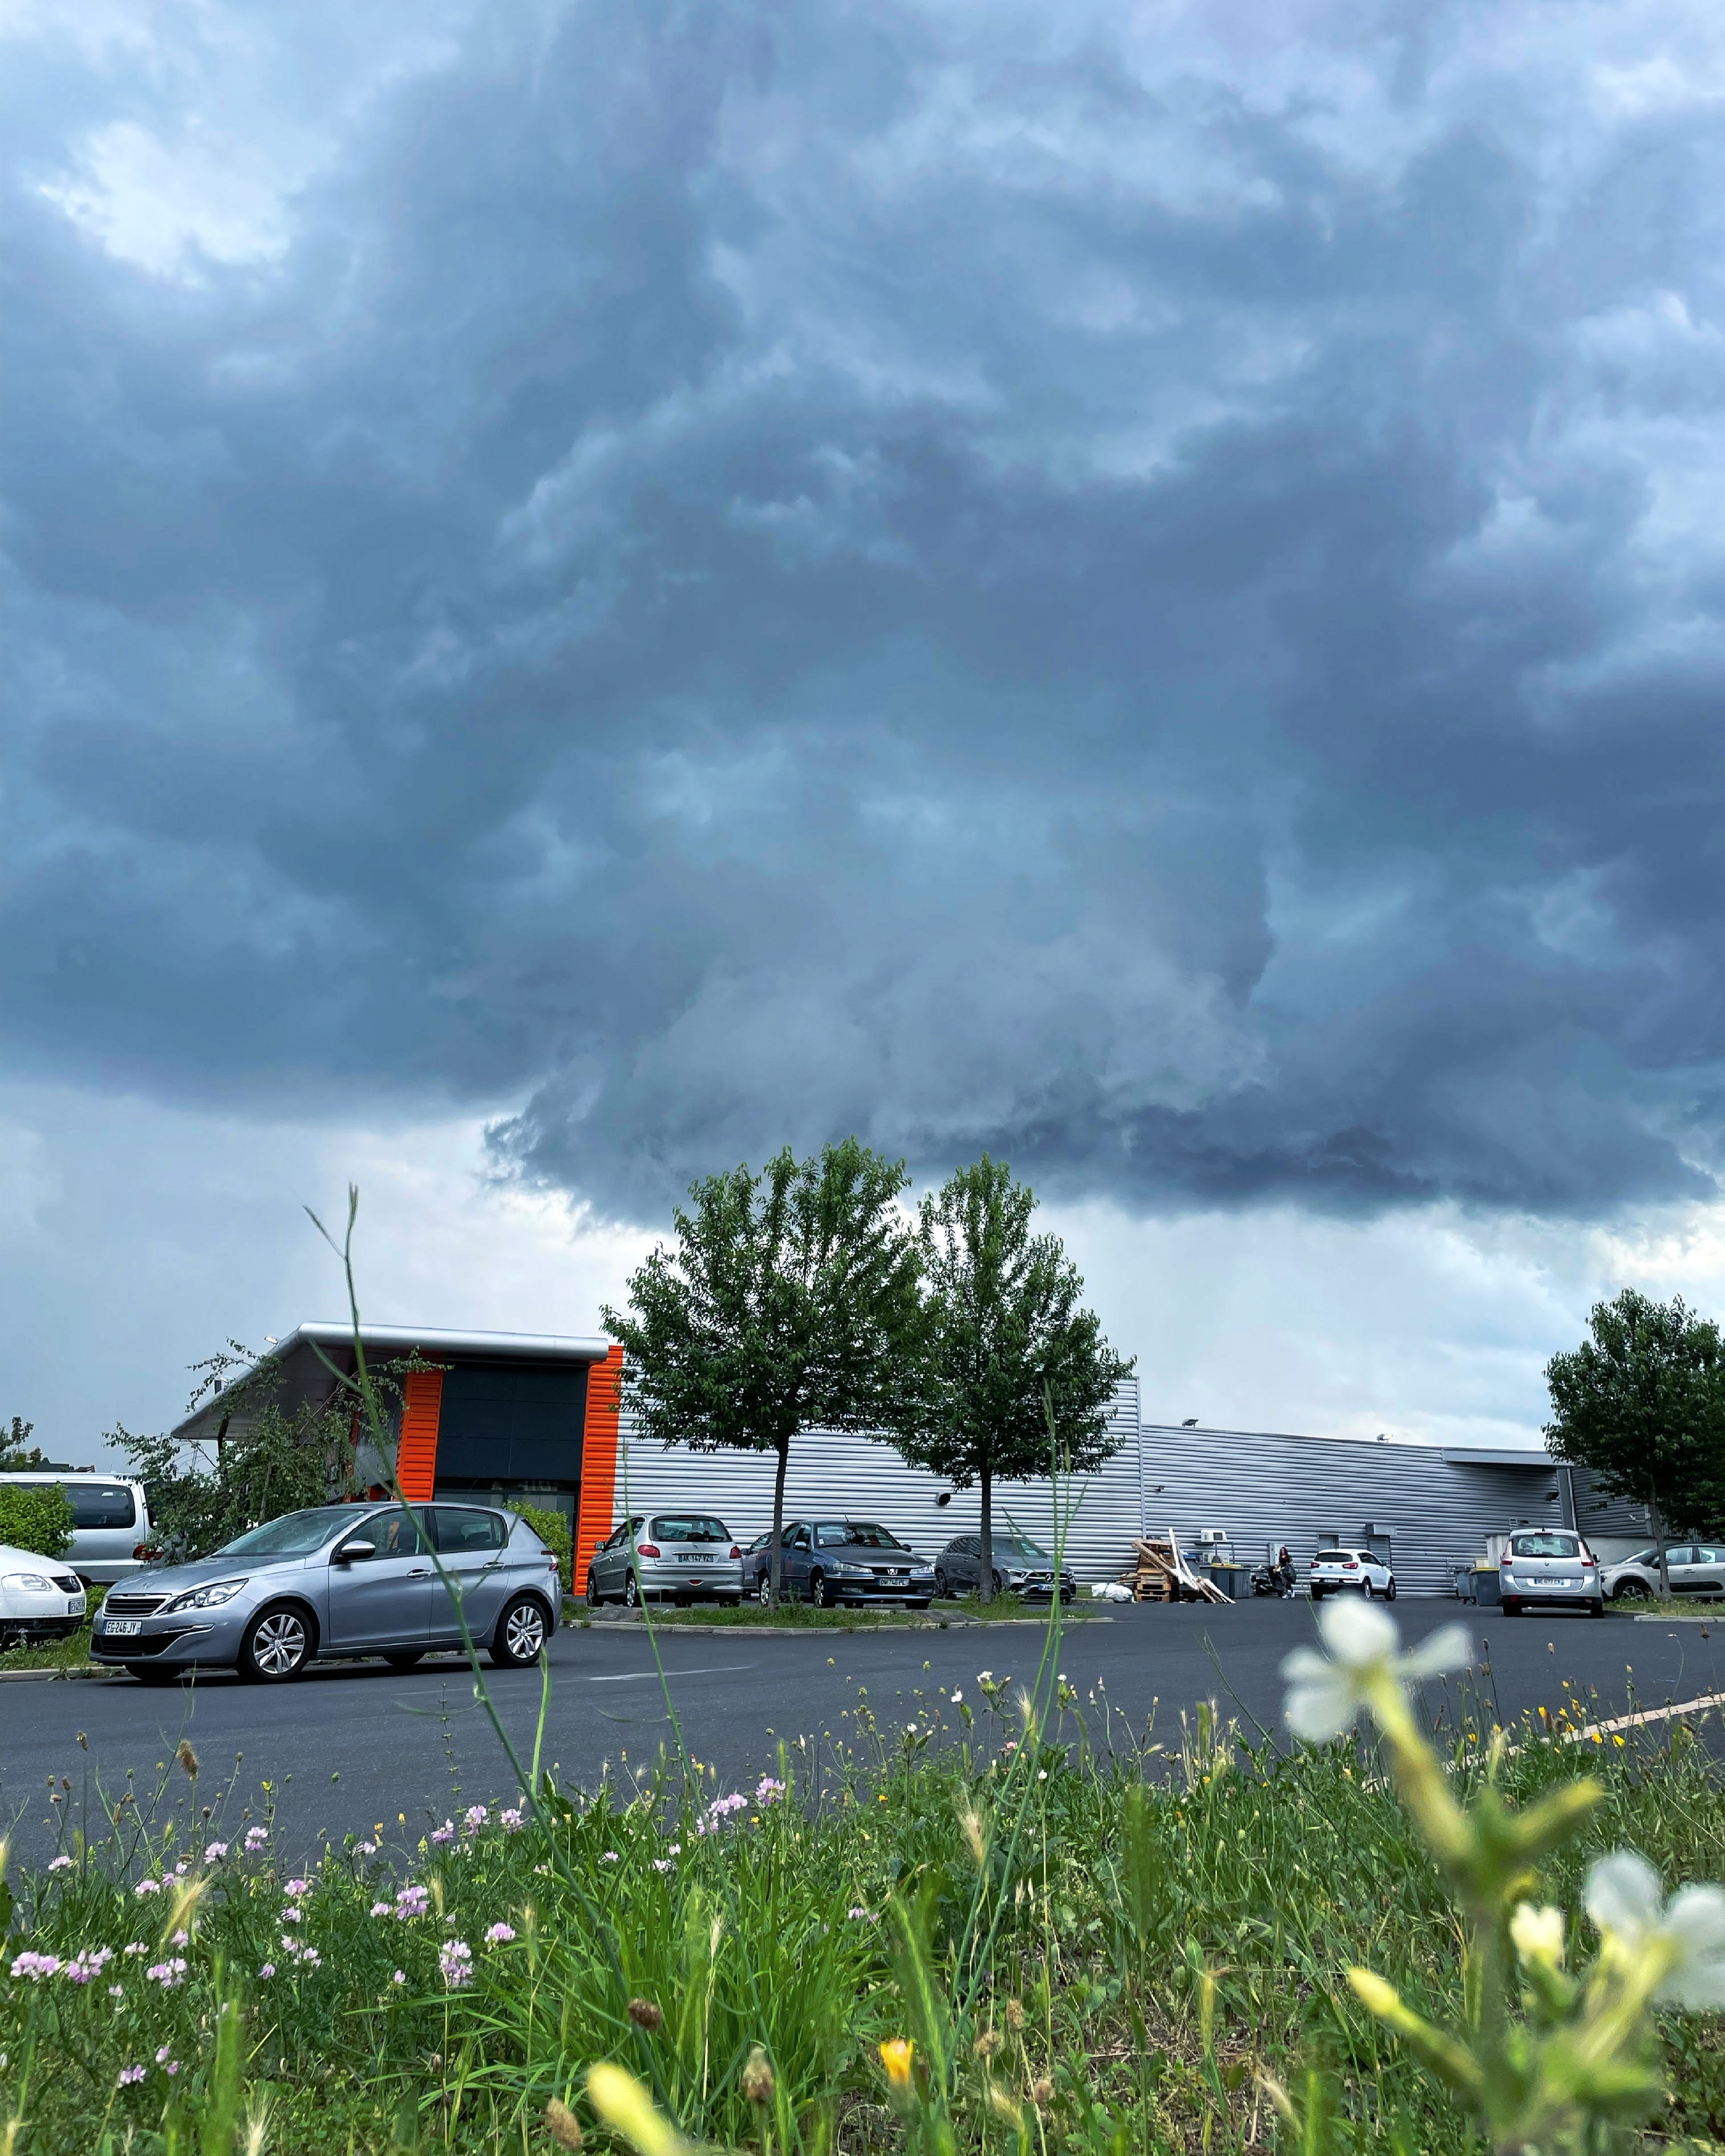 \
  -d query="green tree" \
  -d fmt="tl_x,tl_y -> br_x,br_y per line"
110,1343 -> 399,1559
884,1156 -> 1133,1596
1,1416 -> 52,1472
602,1138 -> 927,1607
1545,1288 -> 1725,1596
0,1482 -> 74,1559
